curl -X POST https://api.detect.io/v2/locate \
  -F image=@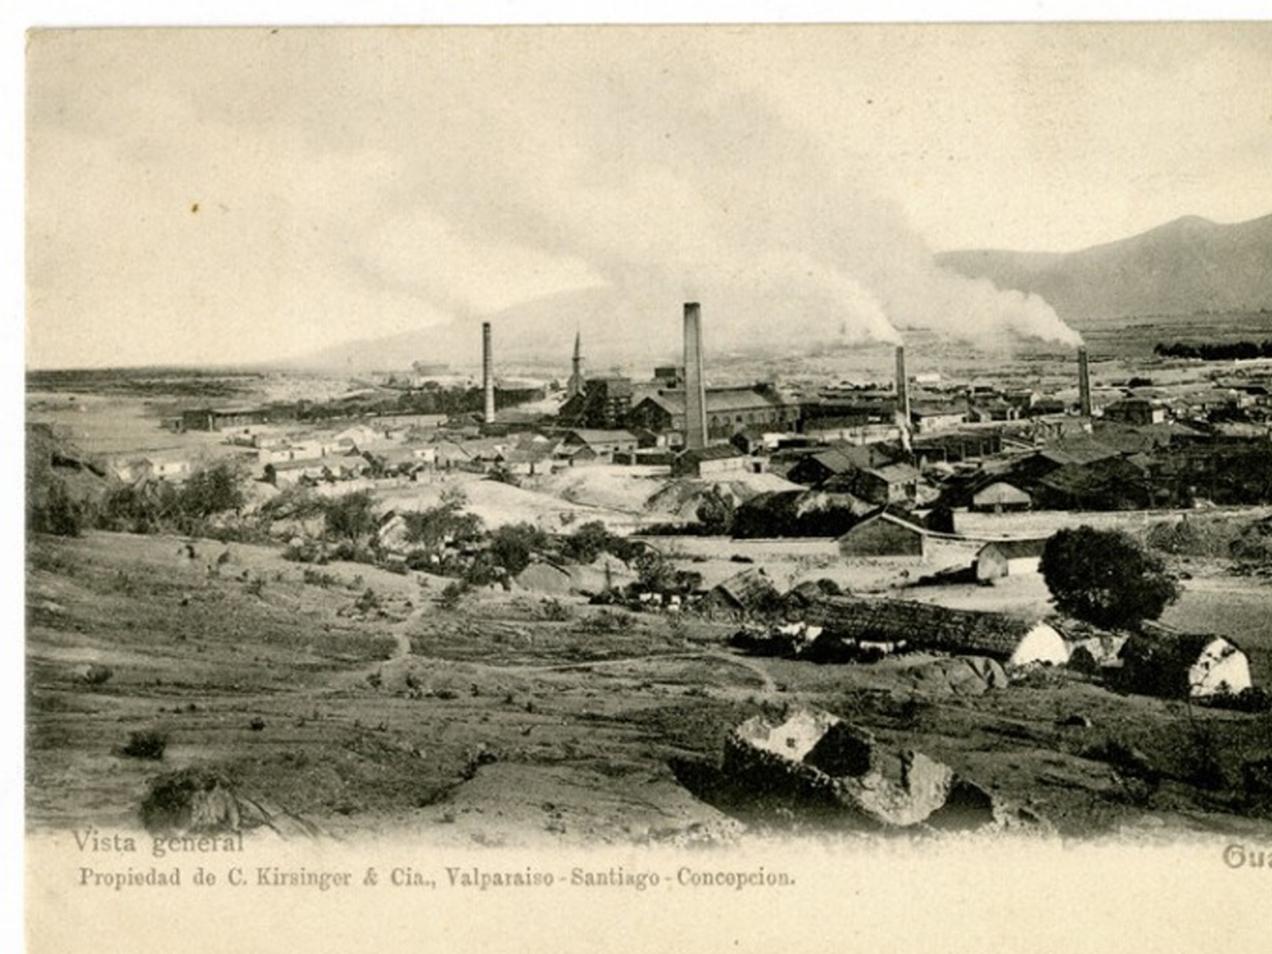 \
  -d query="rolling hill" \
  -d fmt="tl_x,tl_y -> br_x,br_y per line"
937,213 -> 1272,325
287,212 -> 1272,372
